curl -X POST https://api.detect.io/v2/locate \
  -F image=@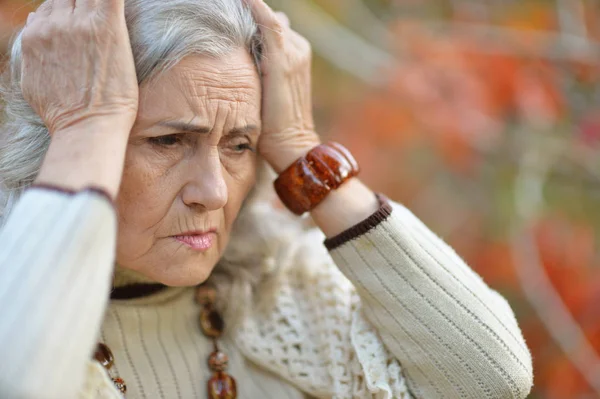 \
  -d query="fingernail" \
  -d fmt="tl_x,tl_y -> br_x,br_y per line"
26,12 -> 35,25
